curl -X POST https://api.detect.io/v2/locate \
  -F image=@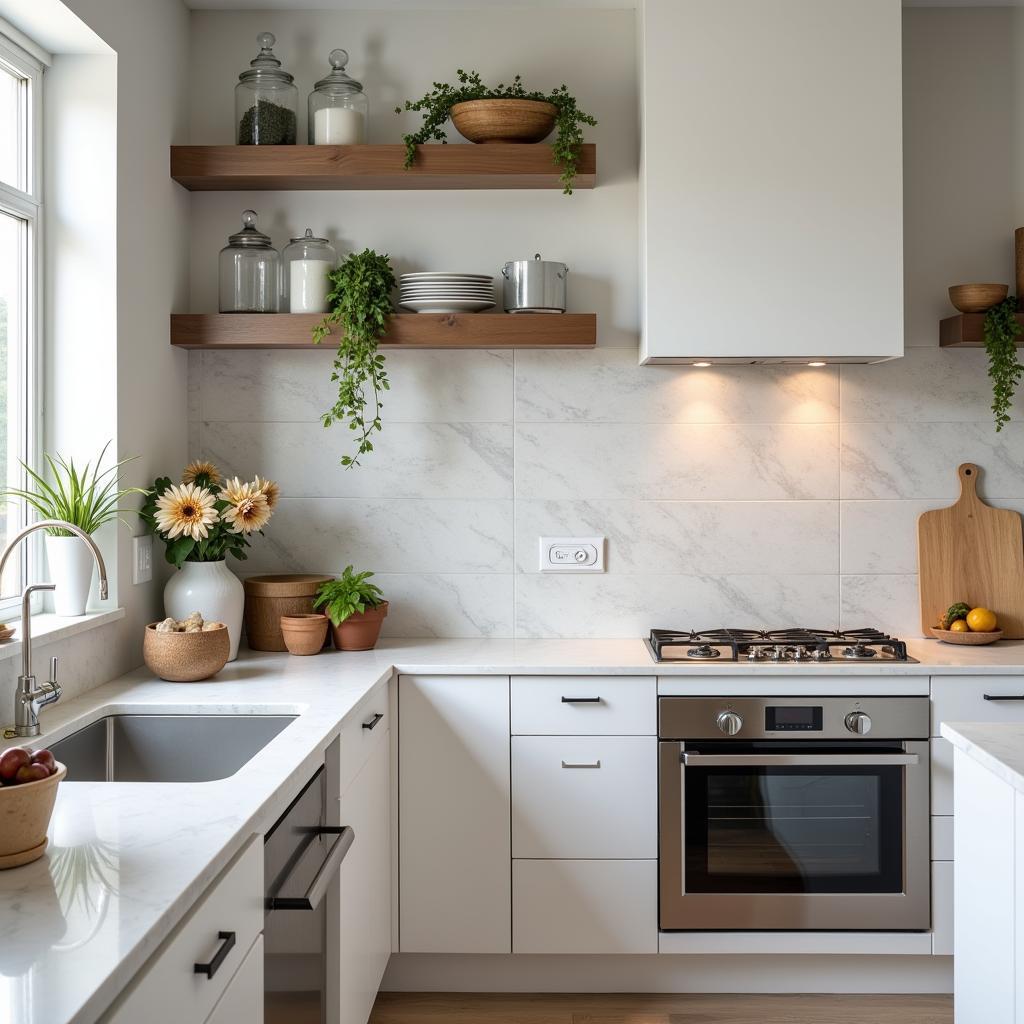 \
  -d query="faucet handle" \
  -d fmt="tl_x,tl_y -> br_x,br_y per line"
48,657 -> 57,686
